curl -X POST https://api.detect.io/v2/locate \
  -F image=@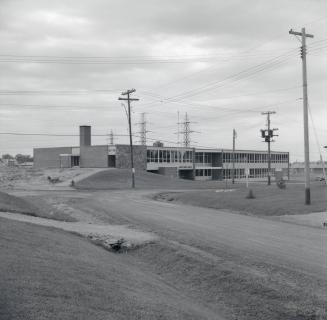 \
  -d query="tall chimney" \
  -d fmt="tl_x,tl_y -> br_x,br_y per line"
80,125 -> 91,147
